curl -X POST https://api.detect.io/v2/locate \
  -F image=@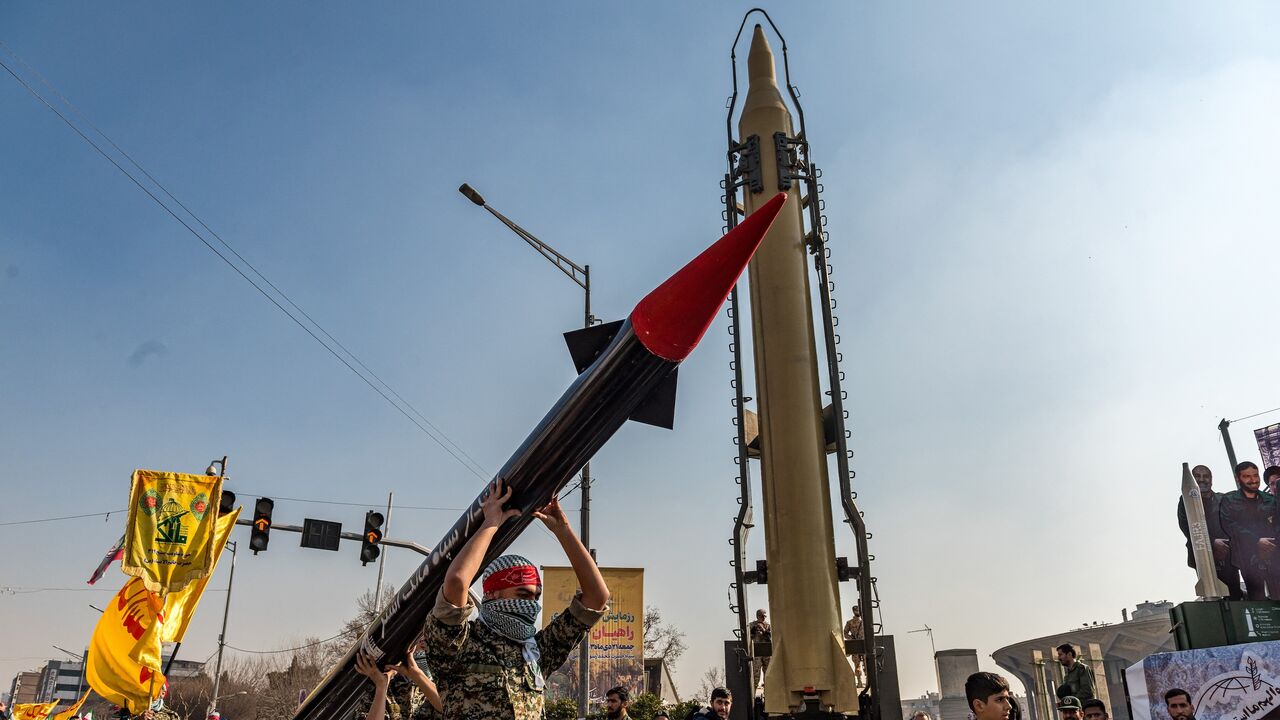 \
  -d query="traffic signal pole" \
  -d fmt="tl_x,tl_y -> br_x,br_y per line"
374,492 -> 393,610
232,518 -> 431,556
